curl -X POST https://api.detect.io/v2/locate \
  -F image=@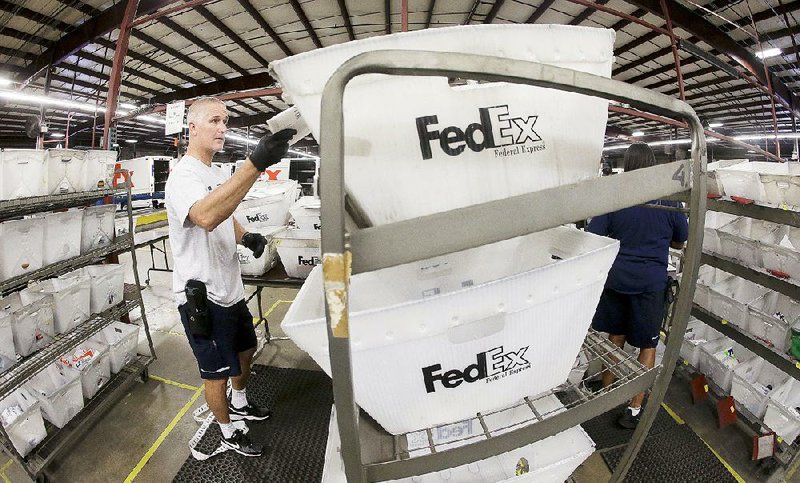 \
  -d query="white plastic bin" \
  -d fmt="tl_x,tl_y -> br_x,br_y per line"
0,311 -> 17,373
765,378 -> 800,444
21,277 -> 90,334
748,291 -> 800,351
82,150 -> 116,190
25,363 -> 83,428
731,358 -> 787,419
707,160 -> 747,197
0,217 -> 45,282
61,264 -> 124,314
716,217 -> 785,268
290,196 -> 321,231
235,180 -> 298,227
276,229 -> 321,279
717,161 -> 800,207
58,341 -> 111,399
762,226 -> 800,280
693,266 -> 734,309
0,388 -> 45,458
703,212 -> 739,255
699,338 -> 755,393
680,318 -> 724,368
42,208 -> 83,266
0,291 -> 55,357
322,394 -> 594,482
0,149 -> 47,200
91,321 -> 139,374
282,226 -> 619,434
237,226 -> 286,276
708,276 -> 770,330
81,204 -> 116,254
46,149 -> 86,194
270,25 -> 614,225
